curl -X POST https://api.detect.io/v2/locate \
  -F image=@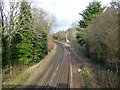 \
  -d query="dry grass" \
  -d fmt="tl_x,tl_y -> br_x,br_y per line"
82,61 -> 119,88
2,66 -> 30,88
71,42 -> 119,88
48,35 -> 54,50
